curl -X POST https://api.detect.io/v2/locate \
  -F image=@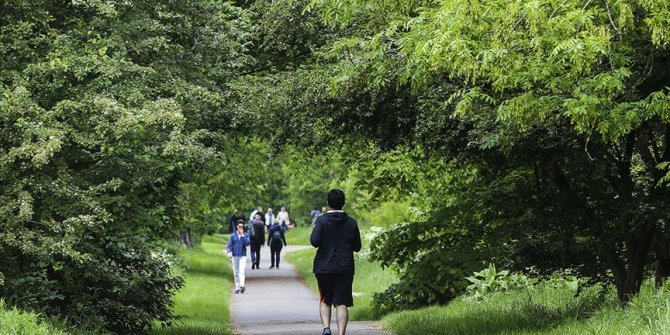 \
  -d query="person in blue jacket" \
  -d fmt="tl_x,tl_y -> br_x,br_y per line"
226,219 -> 250,294
310,189 -> 362,335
